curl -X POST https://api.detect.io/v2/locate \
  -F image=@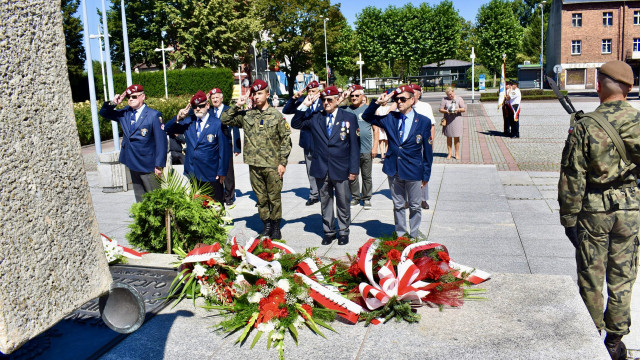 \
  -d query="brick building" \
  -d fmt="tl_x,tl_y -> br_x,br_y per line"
546,0 -> 640,89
